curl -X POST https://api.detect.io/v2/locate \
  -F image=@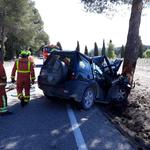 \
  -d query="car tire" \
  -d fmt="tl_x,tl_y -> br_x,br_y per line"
81,87 -> 95,110
47,60 -> 68,85
107,85 -> 129,104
